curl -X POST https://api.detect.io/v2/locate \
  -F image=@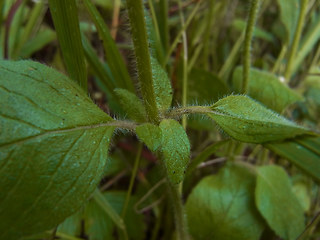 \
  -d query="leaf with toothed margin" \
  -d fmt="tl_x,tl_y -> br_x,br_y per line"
207,95 -> 309,143
151,57 -> 173,111
159,119 -> 190,184
0,60 -> 115,240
